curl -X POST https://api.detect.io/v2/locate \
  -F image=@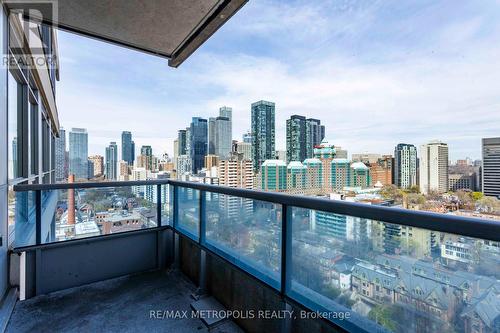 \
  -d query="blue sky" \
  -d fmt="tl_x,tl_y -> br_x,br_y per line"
56,0 -> 500,160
